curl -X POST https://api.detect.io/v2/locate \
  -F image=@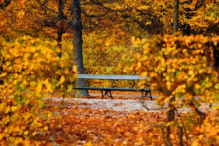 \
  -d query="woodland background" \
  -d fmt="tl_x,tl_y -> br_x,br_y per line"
0,0 -> 219,145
